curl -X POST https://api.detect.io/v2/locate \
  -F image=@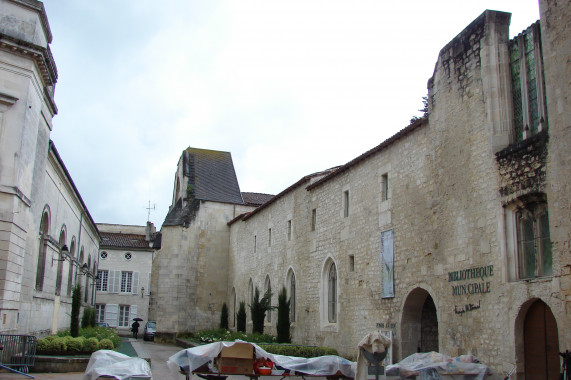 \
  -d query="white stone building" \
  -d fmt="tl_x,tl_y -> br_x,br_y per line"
0,0 -> 100,335
95,223 -> 155,333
